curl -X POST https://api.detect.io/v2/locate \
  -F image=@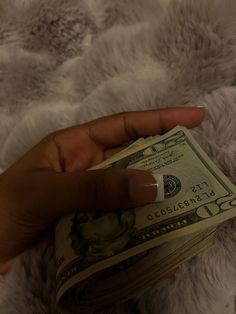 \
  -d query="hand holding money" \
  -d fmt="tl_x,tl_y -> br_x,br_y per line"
0,107 -> 204,274
56,122 -> 236,313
